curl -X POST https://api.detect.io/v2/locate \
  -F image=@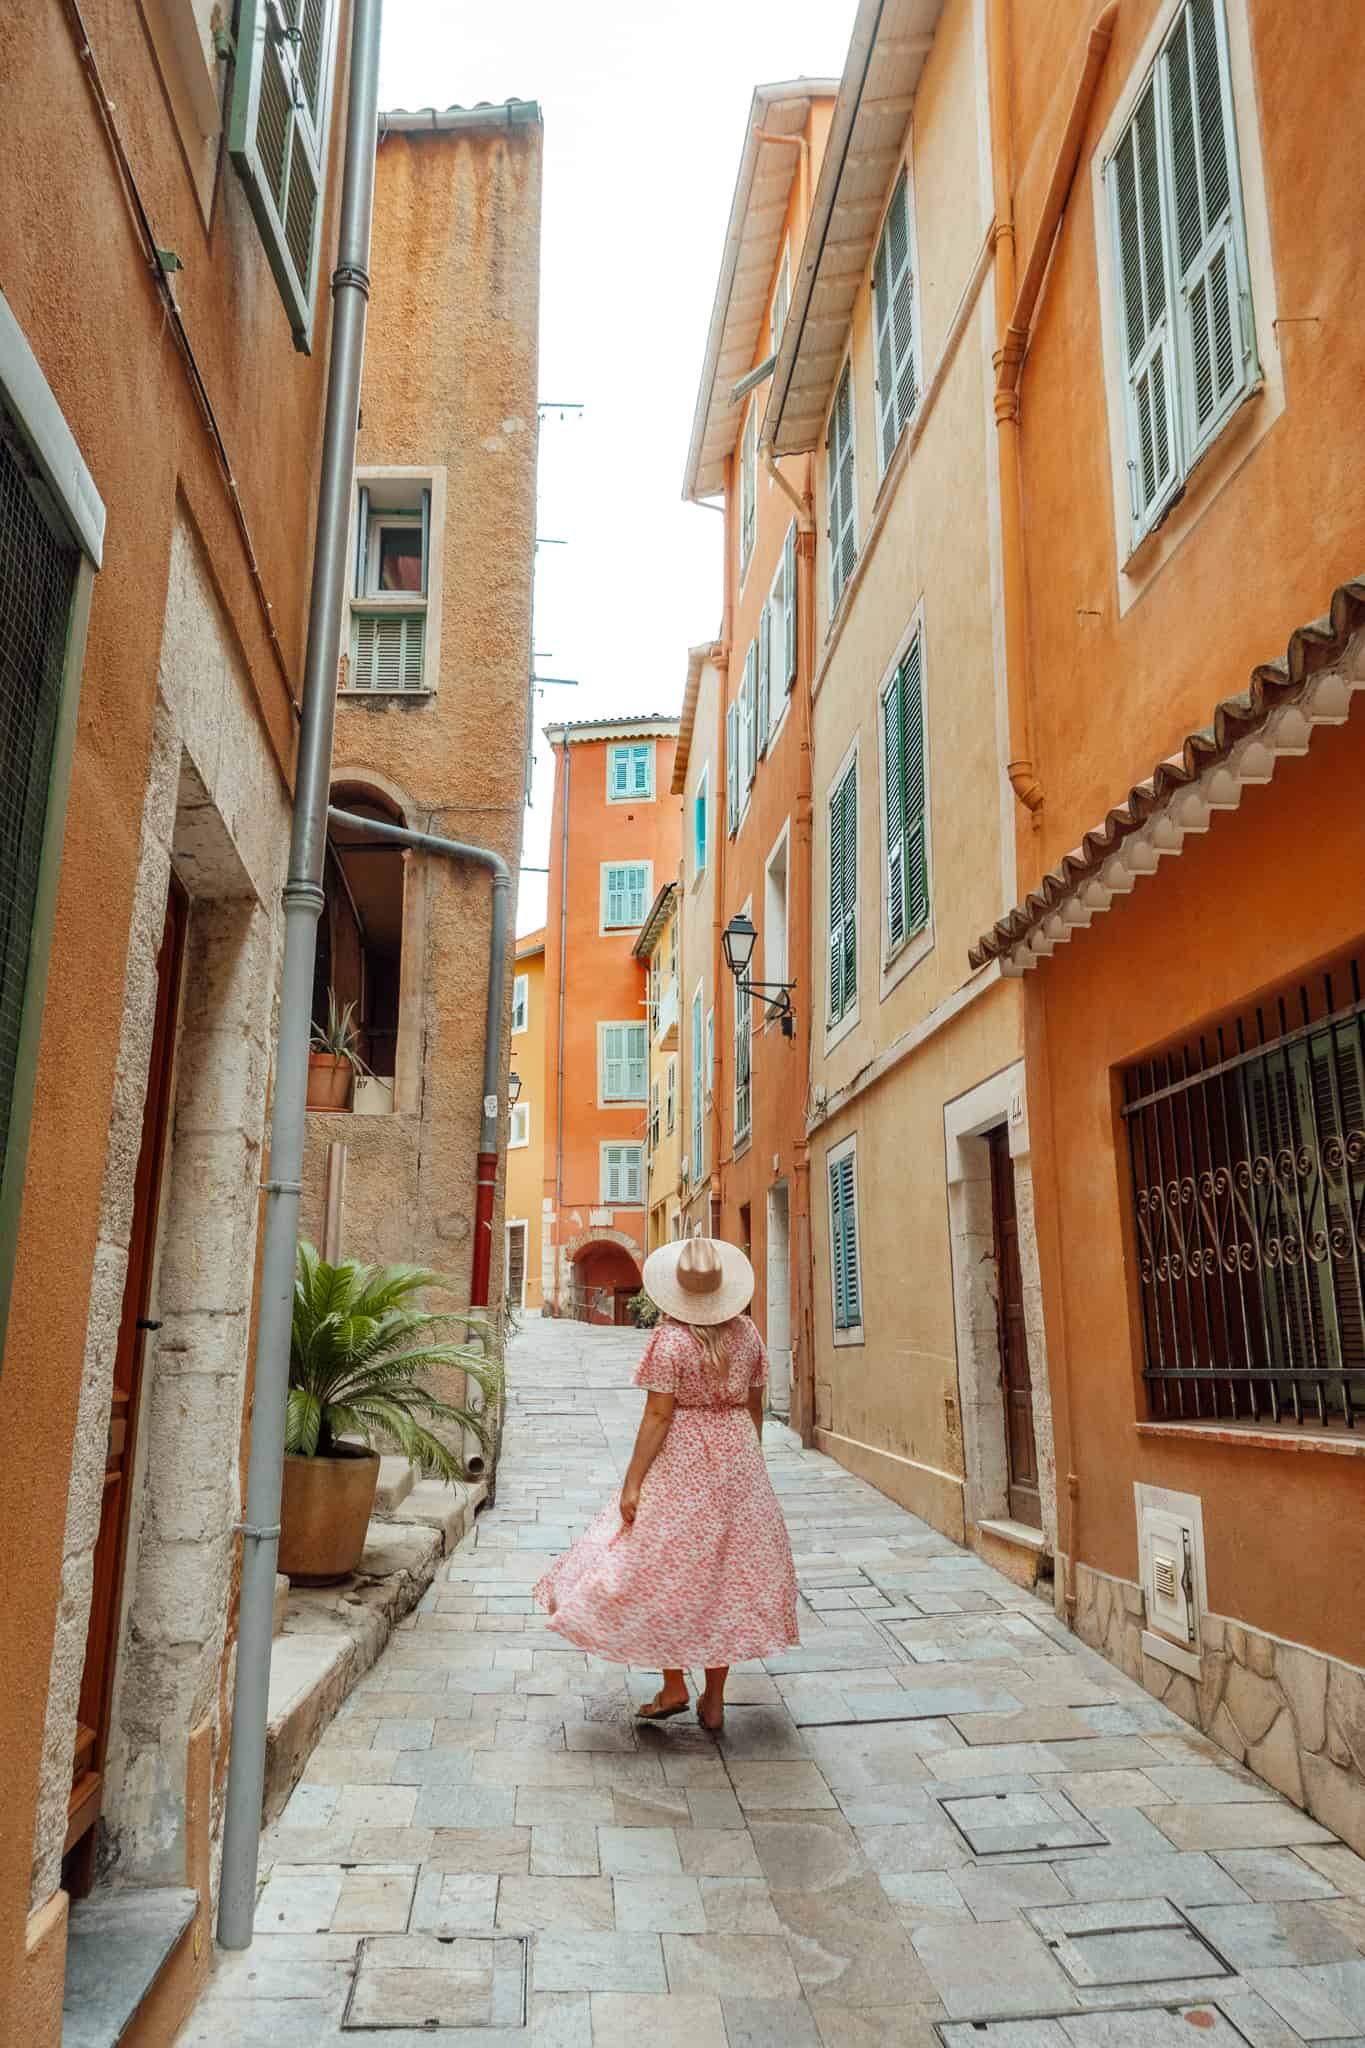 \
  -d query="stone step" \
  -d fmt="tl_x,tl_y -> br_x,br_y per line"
374,1455 -> 416,1515
62,1885 -> 198,2048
